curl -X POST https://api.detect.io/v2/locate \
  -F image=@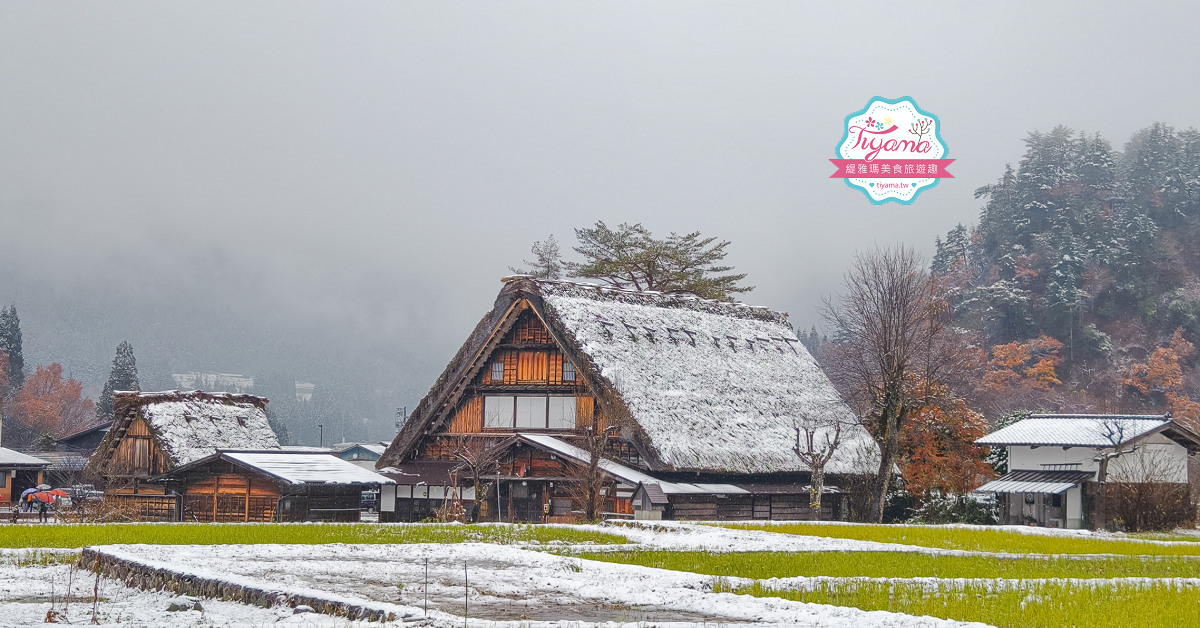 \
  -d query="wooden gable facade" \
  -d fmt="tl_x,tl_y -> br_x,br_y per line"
381,300 -> 642,522
432,307 -> 598,440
